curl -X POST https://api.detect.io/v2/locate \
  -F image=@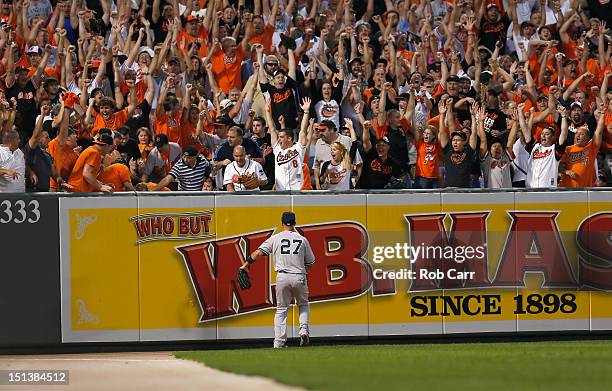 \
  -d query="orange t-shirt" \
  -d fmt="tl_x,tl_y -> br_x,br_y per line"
560,38 -> 581,60
98,163 -> 132,191
178,27 -> 209,58
67,146 -> 102,192
120,79 -> 147,104
249,24 -> 274,53
47,138 -> 80,189
558,140 -> 599,188
415,140 -> 442,179
91,108 -> 129,136
139,143 -> 153,161
532,113 -> 559,142
154,110 -> 182,144
372,119 -> 388,139
210,46 -> 245,94
178,118 -> 199,149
